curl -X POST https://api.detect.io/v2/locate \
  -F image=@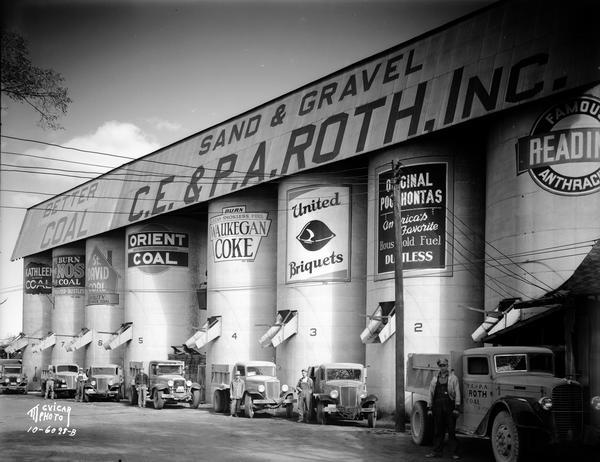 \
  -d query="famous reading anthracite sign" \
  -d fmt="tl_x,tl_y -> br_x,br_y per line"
12,1 -> 600,259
